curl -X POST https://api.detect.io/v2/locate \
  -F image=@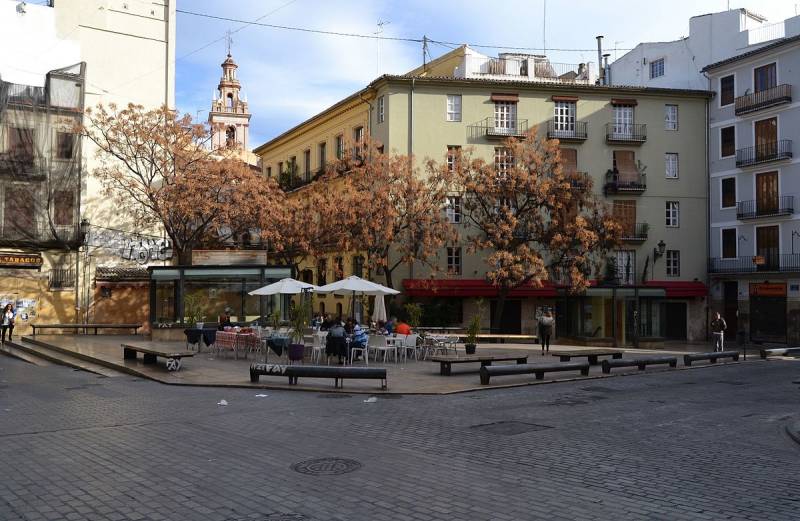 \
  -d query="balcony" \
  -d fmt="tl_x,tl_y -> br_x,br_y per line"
735,84 -> 792,115
547,121 -> 588,141
605,123 -> 647,144
569,173 -> 590,192
736,196 -> 794,220
736,139 -> 792,168
468,118 -> 529,140
621,223 -> 648,242
709,254 -> 800,274
460,55 -> 595,84
603,170 -> 646,195
0,221 -> 82,248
